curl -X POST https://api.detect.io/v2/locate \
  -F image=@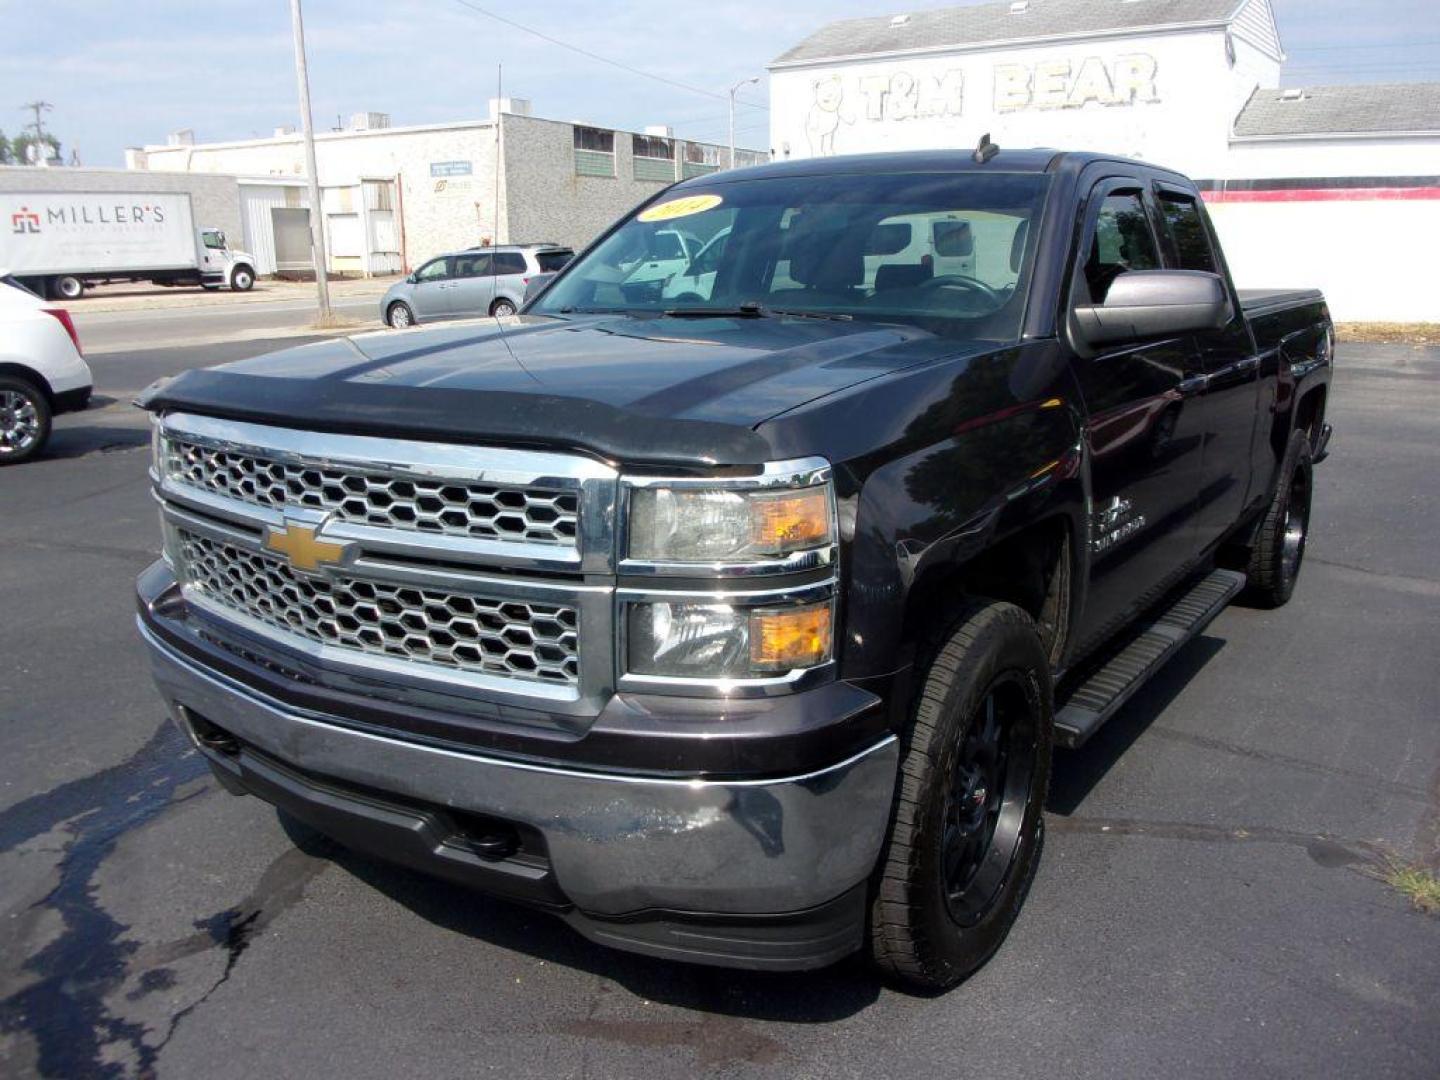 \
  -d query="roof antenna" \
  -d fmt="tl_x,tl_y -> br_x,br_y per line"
973,132 -> 1000,164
